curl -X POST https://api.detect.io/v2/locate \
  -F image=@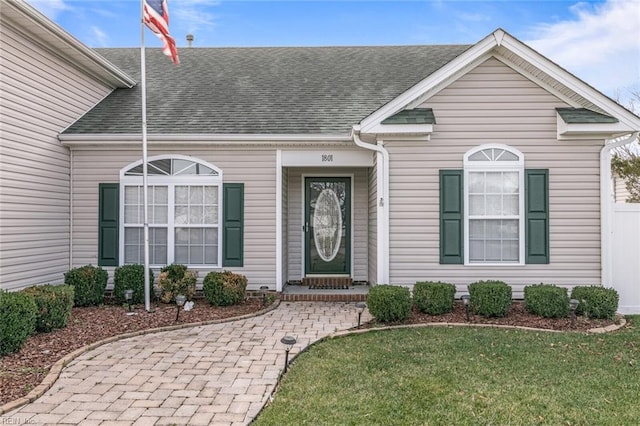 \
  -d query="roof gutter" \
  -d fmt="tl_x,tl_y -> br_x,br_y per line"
351,125 -> 389,285
601,131 -> 639,288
